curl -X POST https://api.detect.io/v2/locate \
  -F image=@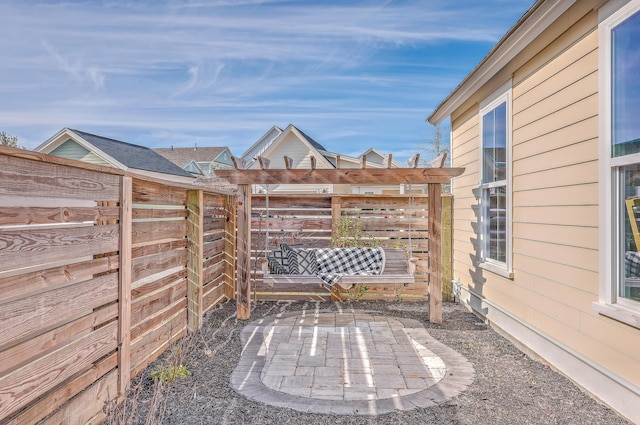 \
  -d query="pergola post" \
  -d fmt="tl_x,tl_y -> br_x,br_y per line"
428,183 -> 443,323
236,184 -> 252,320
